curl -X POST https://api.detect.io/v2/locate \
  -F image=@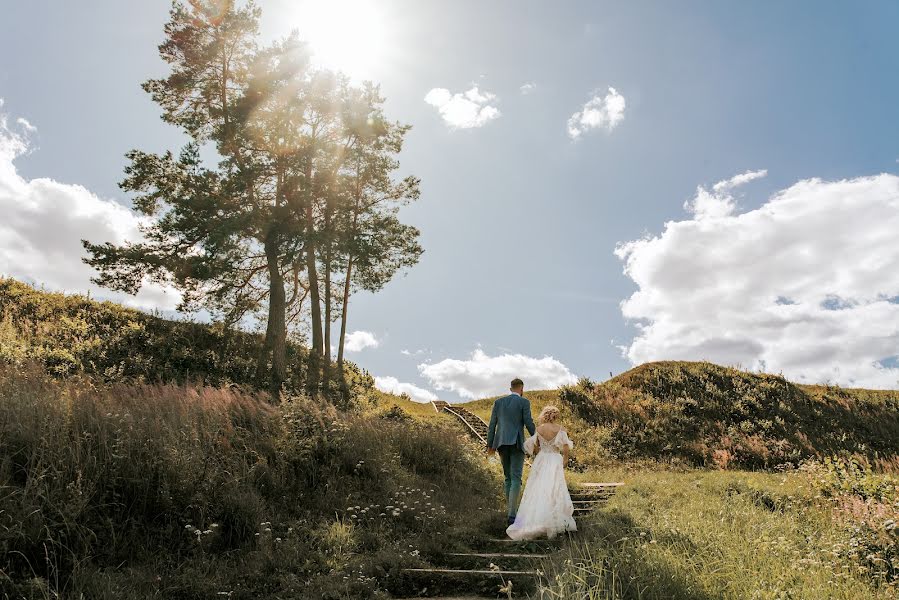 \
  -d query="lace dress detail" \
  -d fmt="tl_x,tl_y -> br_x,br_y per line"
506,429 -> 577,540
